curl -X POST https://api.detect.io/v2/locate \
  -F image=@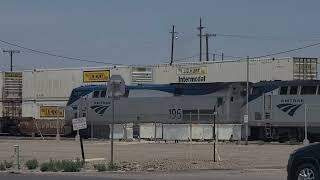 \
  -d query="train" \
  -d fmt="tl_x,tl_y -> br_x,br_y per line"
64,79 -> 320,142
64,81 -> 247,138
